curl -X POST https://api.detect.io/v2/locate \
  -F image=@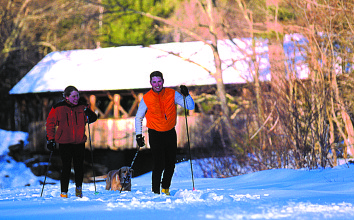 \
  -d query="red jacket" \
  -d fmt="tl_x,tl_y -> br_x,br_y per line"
46,100 -> 97,144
